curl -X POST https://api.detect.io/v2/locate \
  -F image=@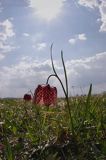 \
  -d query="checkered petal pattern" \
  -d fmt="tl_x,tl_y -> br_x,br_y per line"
33,84 -> 57,106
